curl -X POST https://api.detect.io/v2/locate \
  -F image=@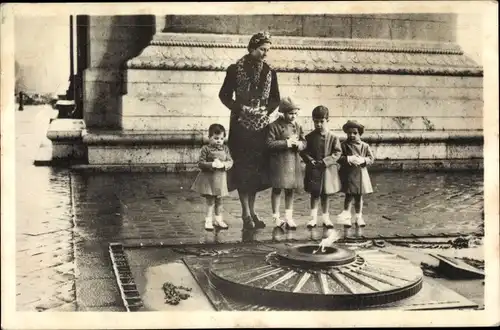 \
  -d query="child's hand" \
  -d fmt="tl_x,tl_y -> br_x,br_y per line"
286,138 -> 297,149
352,156 -> 365,166
310,159 -> 318,167
212,159 -> 224,169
